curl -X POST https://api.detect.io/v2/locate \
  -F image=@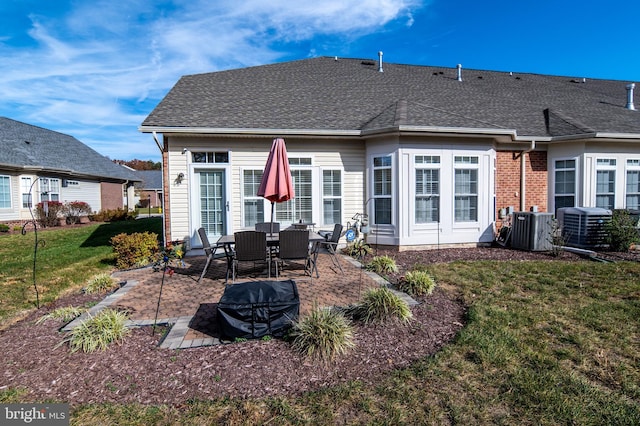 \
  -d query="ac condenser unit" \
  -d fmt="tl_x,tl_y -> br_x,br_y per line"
511,212 -> 554,251
557,207 -> 612,249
